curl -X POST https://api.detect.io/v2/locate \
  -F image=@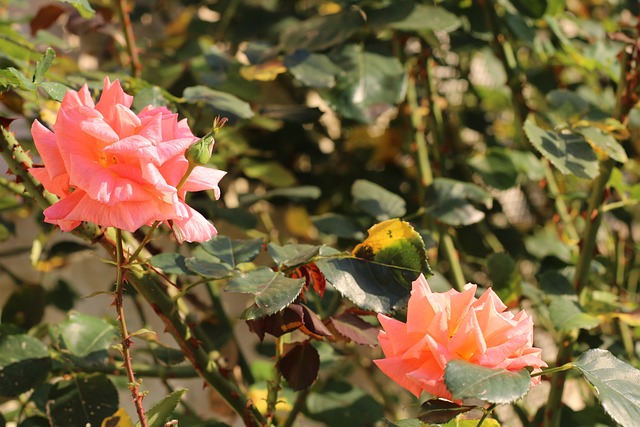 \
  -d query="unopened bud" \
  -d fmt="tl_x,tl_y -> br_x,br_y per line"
185,133 -> 214,167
